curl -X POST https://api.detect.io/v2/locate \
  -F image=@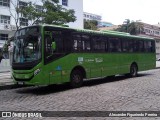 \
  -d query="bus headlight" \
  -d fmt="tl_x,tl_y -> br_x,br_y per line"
34,69 -> 41,76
